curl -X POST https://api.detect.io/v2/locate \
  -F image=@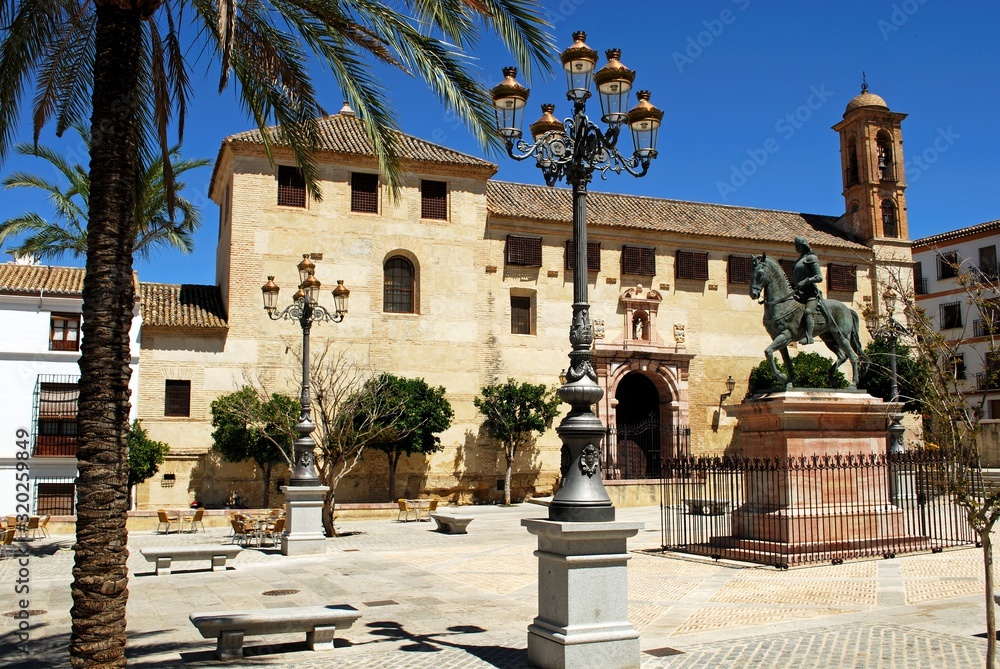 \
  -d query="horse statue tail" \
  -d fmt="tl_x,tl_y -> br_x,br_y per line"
850,310 -> 869,371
